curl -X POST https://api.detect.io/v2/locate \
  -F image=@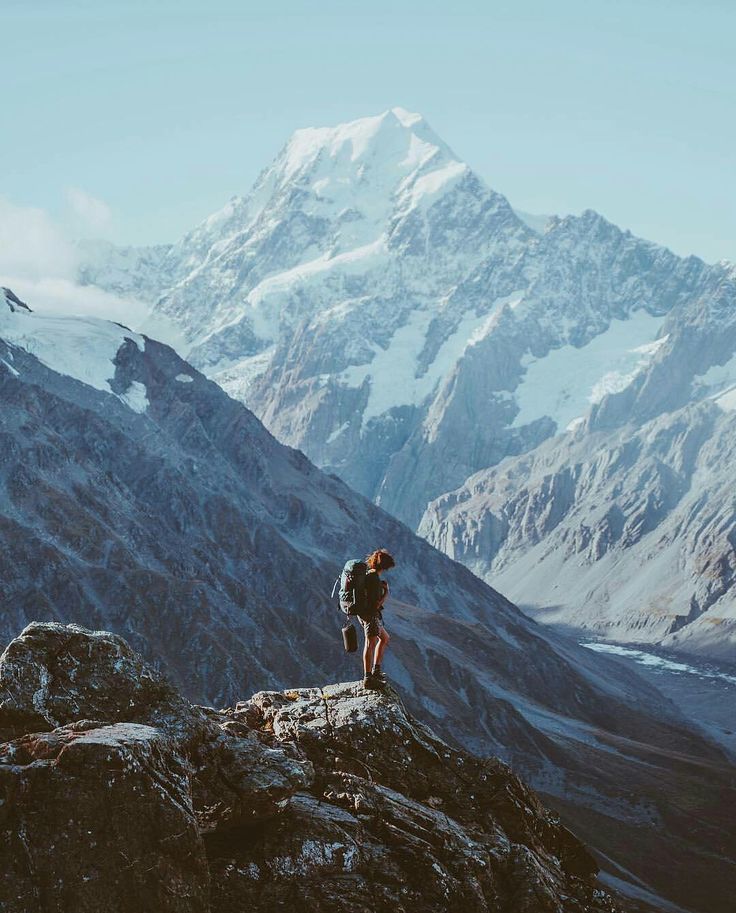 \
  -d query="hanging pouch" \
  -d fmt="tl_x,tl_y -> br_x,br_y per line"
342,623 -> 358,653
